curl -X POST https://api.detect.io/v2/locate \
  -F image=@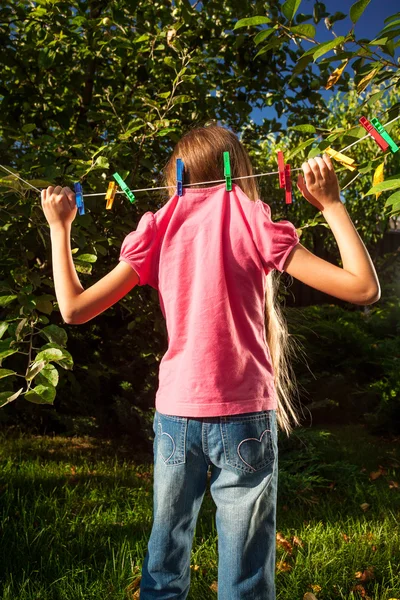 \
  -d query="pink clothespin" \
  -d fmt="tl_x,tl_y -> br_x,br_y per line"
277,151 -> 286,188
359,117 -> 389,152
284,164 -> 292,204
